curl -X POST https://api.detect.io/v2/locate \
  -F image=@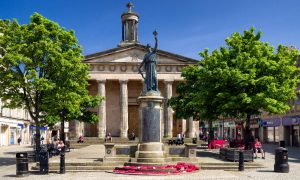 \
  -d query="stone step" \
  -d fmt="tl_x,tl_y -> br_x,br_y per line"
200,165 -> 265,170
49,162 -> 124,167
199,162 -> 263,166
68,138 -> 203,146
45,164 -> 264,171
49,166 -> 117,171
